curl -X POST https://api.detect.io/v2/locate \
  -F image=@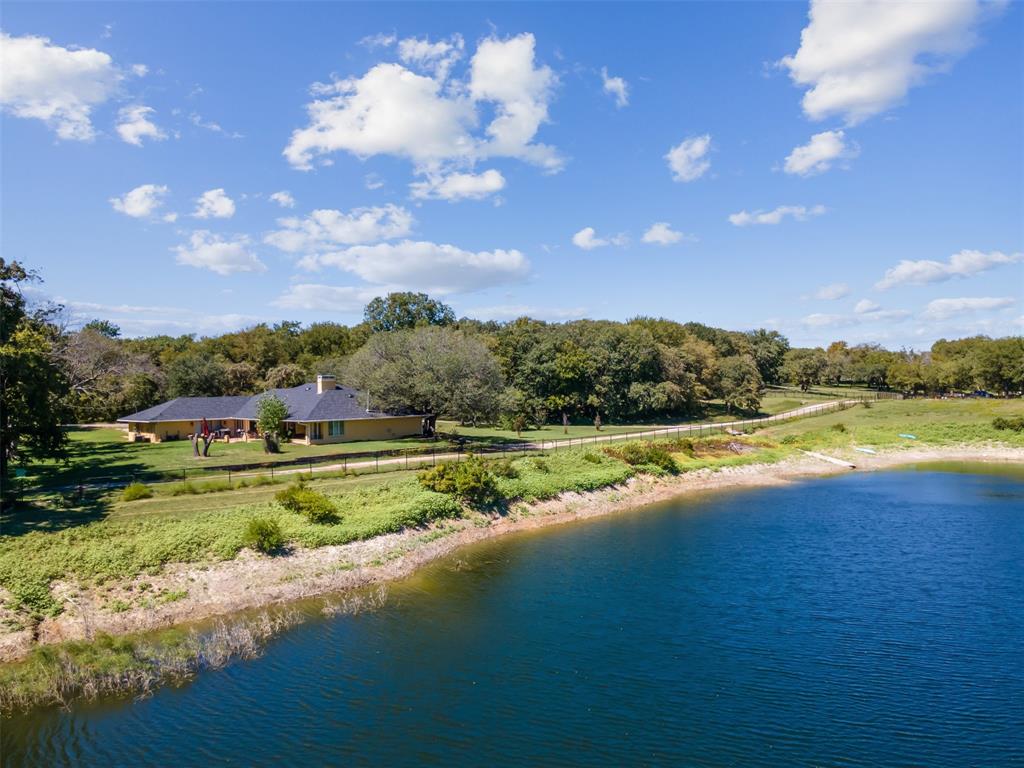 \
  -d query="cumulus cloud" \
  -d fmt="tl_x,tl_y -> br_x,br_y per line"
109,183 -> 169,218
784,130 -> 857,176
272,283 -> 375,312
300,240 -> 530,295
813,282 -> 850,300
802,301 -> 910,327
409,169 -> 506,201
173,231 -> 265,275
601,67 -> 628,108
729,204 -> 826,226
283,33 -> 561,181
875,249 -> 1023,290
397,34 -> 464,80
922,296 -> 1016,320
641,222 -> 690,246
265,204 -> 414,253
192,188 -> 236,219
115,105 -> 167,146
572,227 -> 627,250
269,191 -> 296,208
780,0 -> 994,124
0,32 -> 124,140
665,134 -> 711,182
